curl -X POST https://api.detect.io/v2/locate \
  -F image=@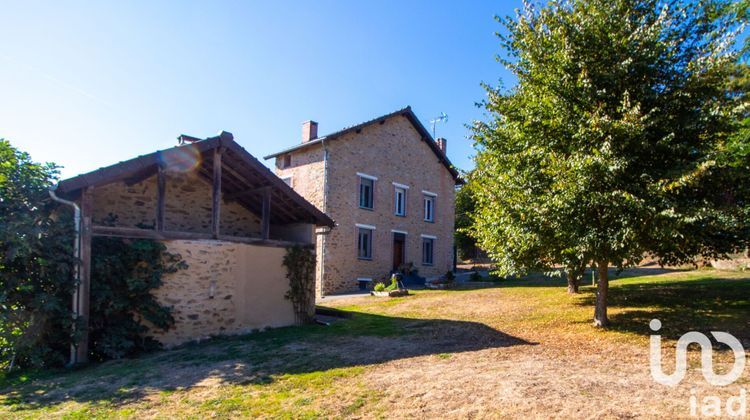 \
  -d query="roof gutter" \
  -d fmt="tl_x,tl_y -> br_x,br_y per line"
48,186 -> 83,367
318,138 -> 331,297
